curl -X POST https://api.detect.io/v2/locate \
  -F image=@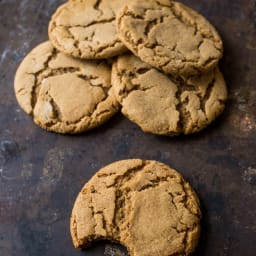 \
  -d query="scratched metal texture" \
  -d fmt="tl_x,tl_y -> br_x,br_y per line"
0,0 -> 255,255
